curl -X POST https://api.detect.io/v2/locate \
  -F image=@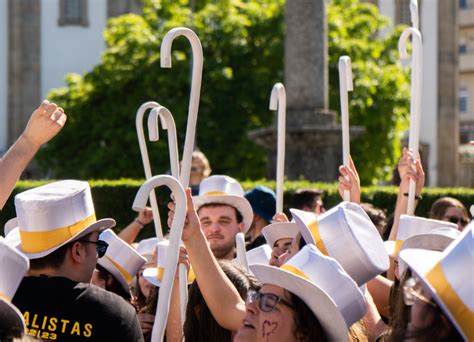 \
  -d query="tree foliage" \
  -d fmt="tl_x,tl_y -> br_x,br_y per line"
39,0 -> 409,184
